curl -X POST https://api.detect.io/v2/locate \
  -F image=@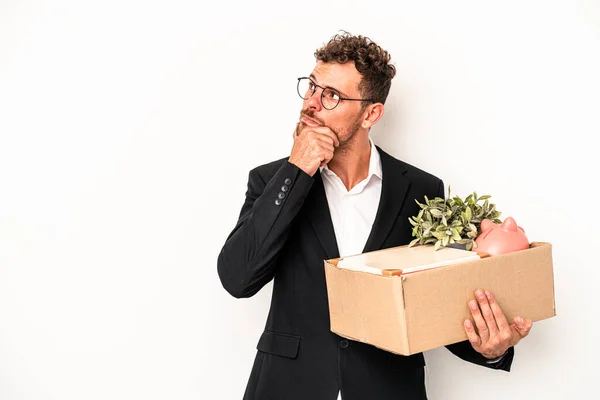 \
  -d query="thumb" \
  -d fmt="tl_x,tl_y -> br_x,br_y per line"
512,316 -> 532,337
